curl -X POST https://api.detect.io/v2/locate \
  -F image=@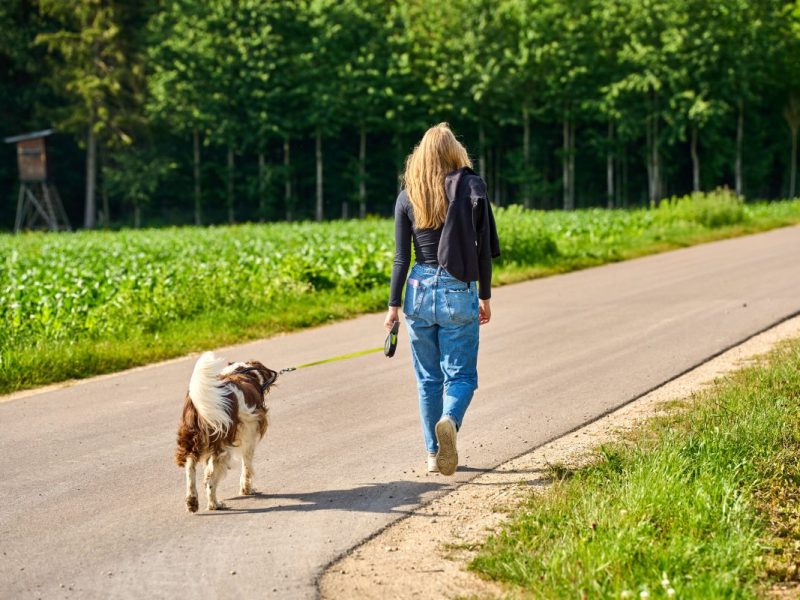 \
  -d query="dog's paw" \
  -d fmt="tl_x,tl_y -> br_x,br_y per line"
207,501 -> 226,511
239,485 -> 255,496
186,495 -> 199,513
